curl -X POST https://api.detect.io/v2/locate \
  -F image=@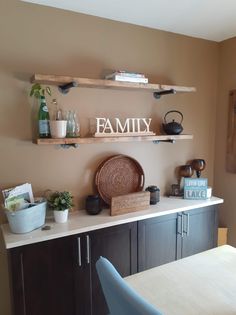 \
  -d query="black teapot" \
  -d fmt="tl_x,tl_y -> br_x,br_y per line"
162,110 -> 183,135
